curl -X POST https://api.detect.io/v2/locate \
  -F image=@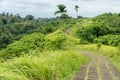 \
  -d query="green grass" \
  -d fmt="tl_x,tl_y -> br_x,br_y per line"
0,50 -> 88,80
77,44 -> 120,71
70,19 -> 93,37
